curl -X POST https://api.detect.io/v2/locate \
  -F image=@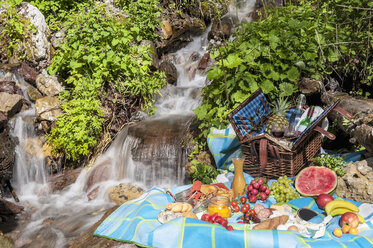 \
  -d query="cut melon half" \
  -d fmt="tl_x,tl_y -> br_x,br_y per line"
294,166 -> 337,197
